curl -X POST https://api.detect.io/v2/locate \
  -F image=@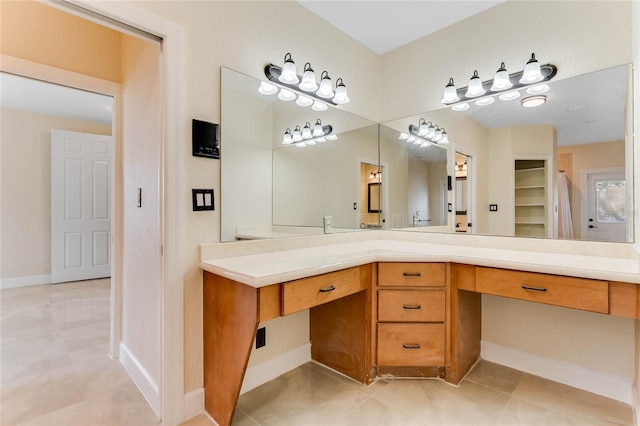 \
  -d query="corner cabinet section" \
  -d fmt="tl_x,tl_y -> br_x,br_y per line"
514,159 -> 549,238
375,262 -> 447,377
